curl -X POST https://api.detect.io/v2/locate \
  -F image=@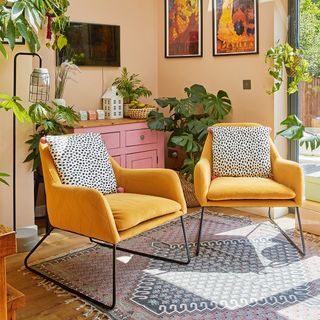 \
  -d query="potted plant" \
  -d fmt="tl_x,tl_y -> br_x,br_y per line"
112,67 -> 152,116
54,60 -> 80,106
265,42 -> 312,94
127,100 -> 156,119
265,42 -> 320,151
24,102 -> 79,171
147,84 -> 232,206
0,0 -> 70,185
